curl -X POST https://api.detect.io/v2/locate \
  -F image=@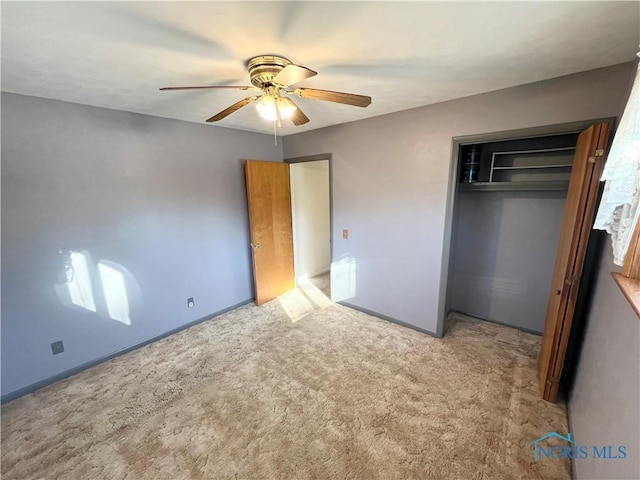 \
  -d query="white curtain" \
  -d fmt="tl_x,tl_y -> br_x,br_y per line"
594,54 -> 640,266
